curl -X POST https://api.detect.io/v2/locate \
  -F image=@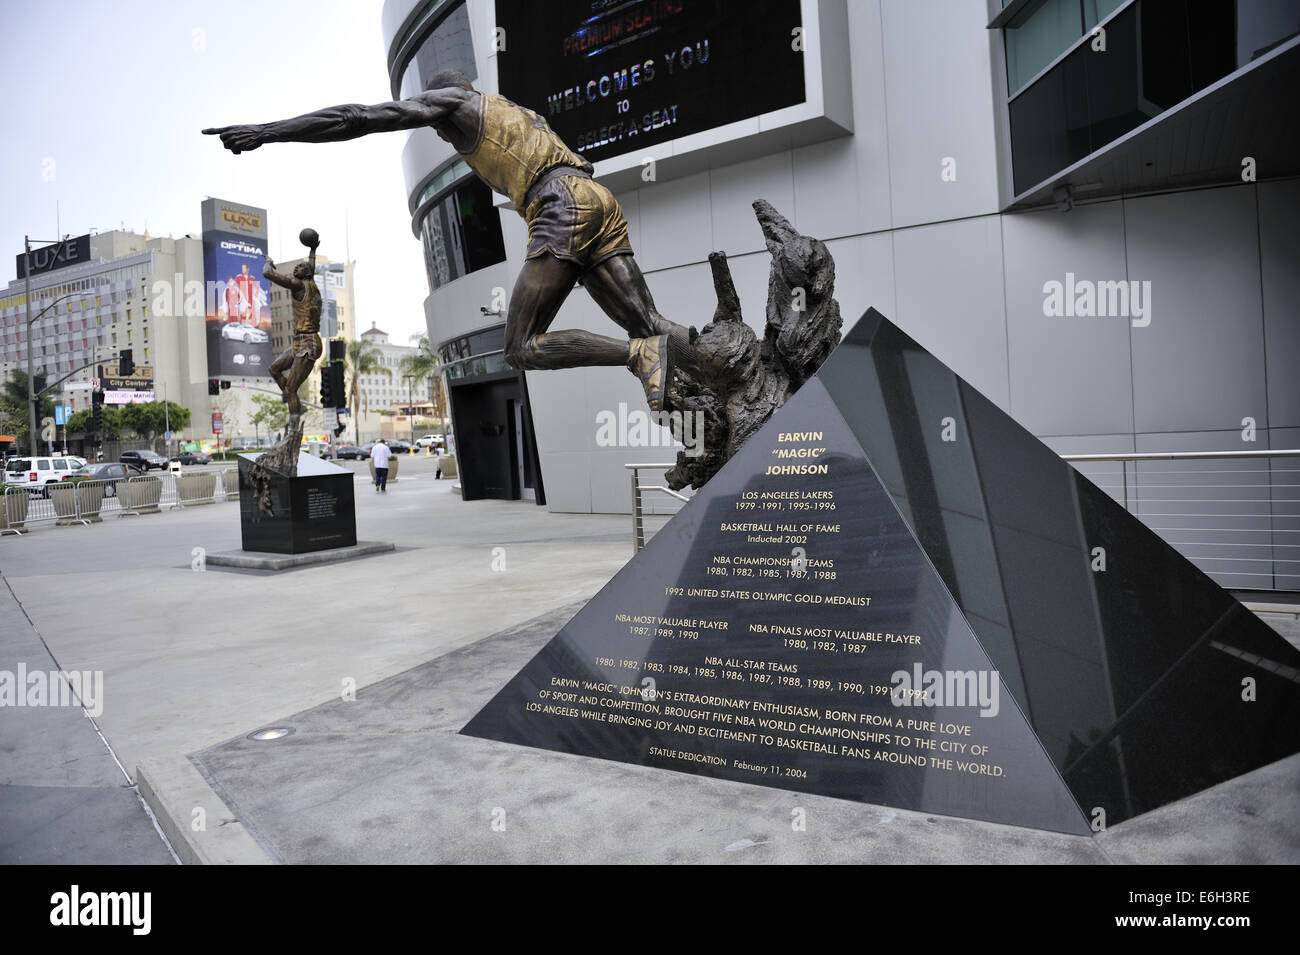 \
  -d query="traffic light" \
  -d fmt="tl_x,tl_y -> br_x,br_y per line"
327,363 -> 345,410
208,378 -> 220,396
320,366 -> 334,408
220,379 -> 231,390
118,349 -> 134,376
32,374 -> 46,395
90,389 -> 103,435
